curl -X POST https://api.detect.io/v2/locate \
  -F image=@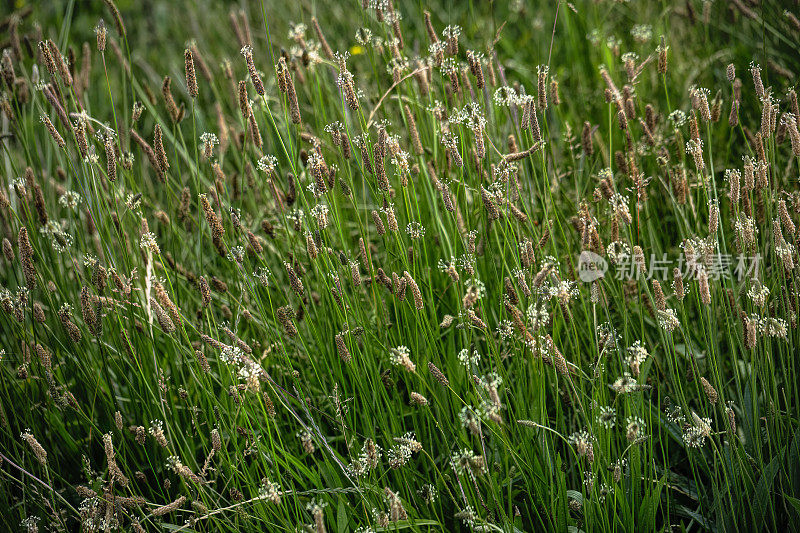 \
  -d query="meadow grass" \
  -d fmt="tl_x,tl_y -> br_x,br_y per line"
1,0 -> 800,531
